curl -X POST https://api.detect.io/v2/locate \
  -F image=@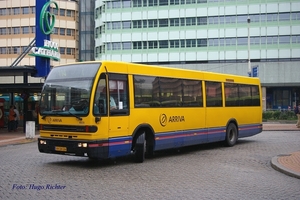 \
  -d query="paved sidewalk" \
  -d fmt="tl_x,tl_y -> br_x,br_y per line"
0,123 -> 299,179
0,127 -> 39,147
